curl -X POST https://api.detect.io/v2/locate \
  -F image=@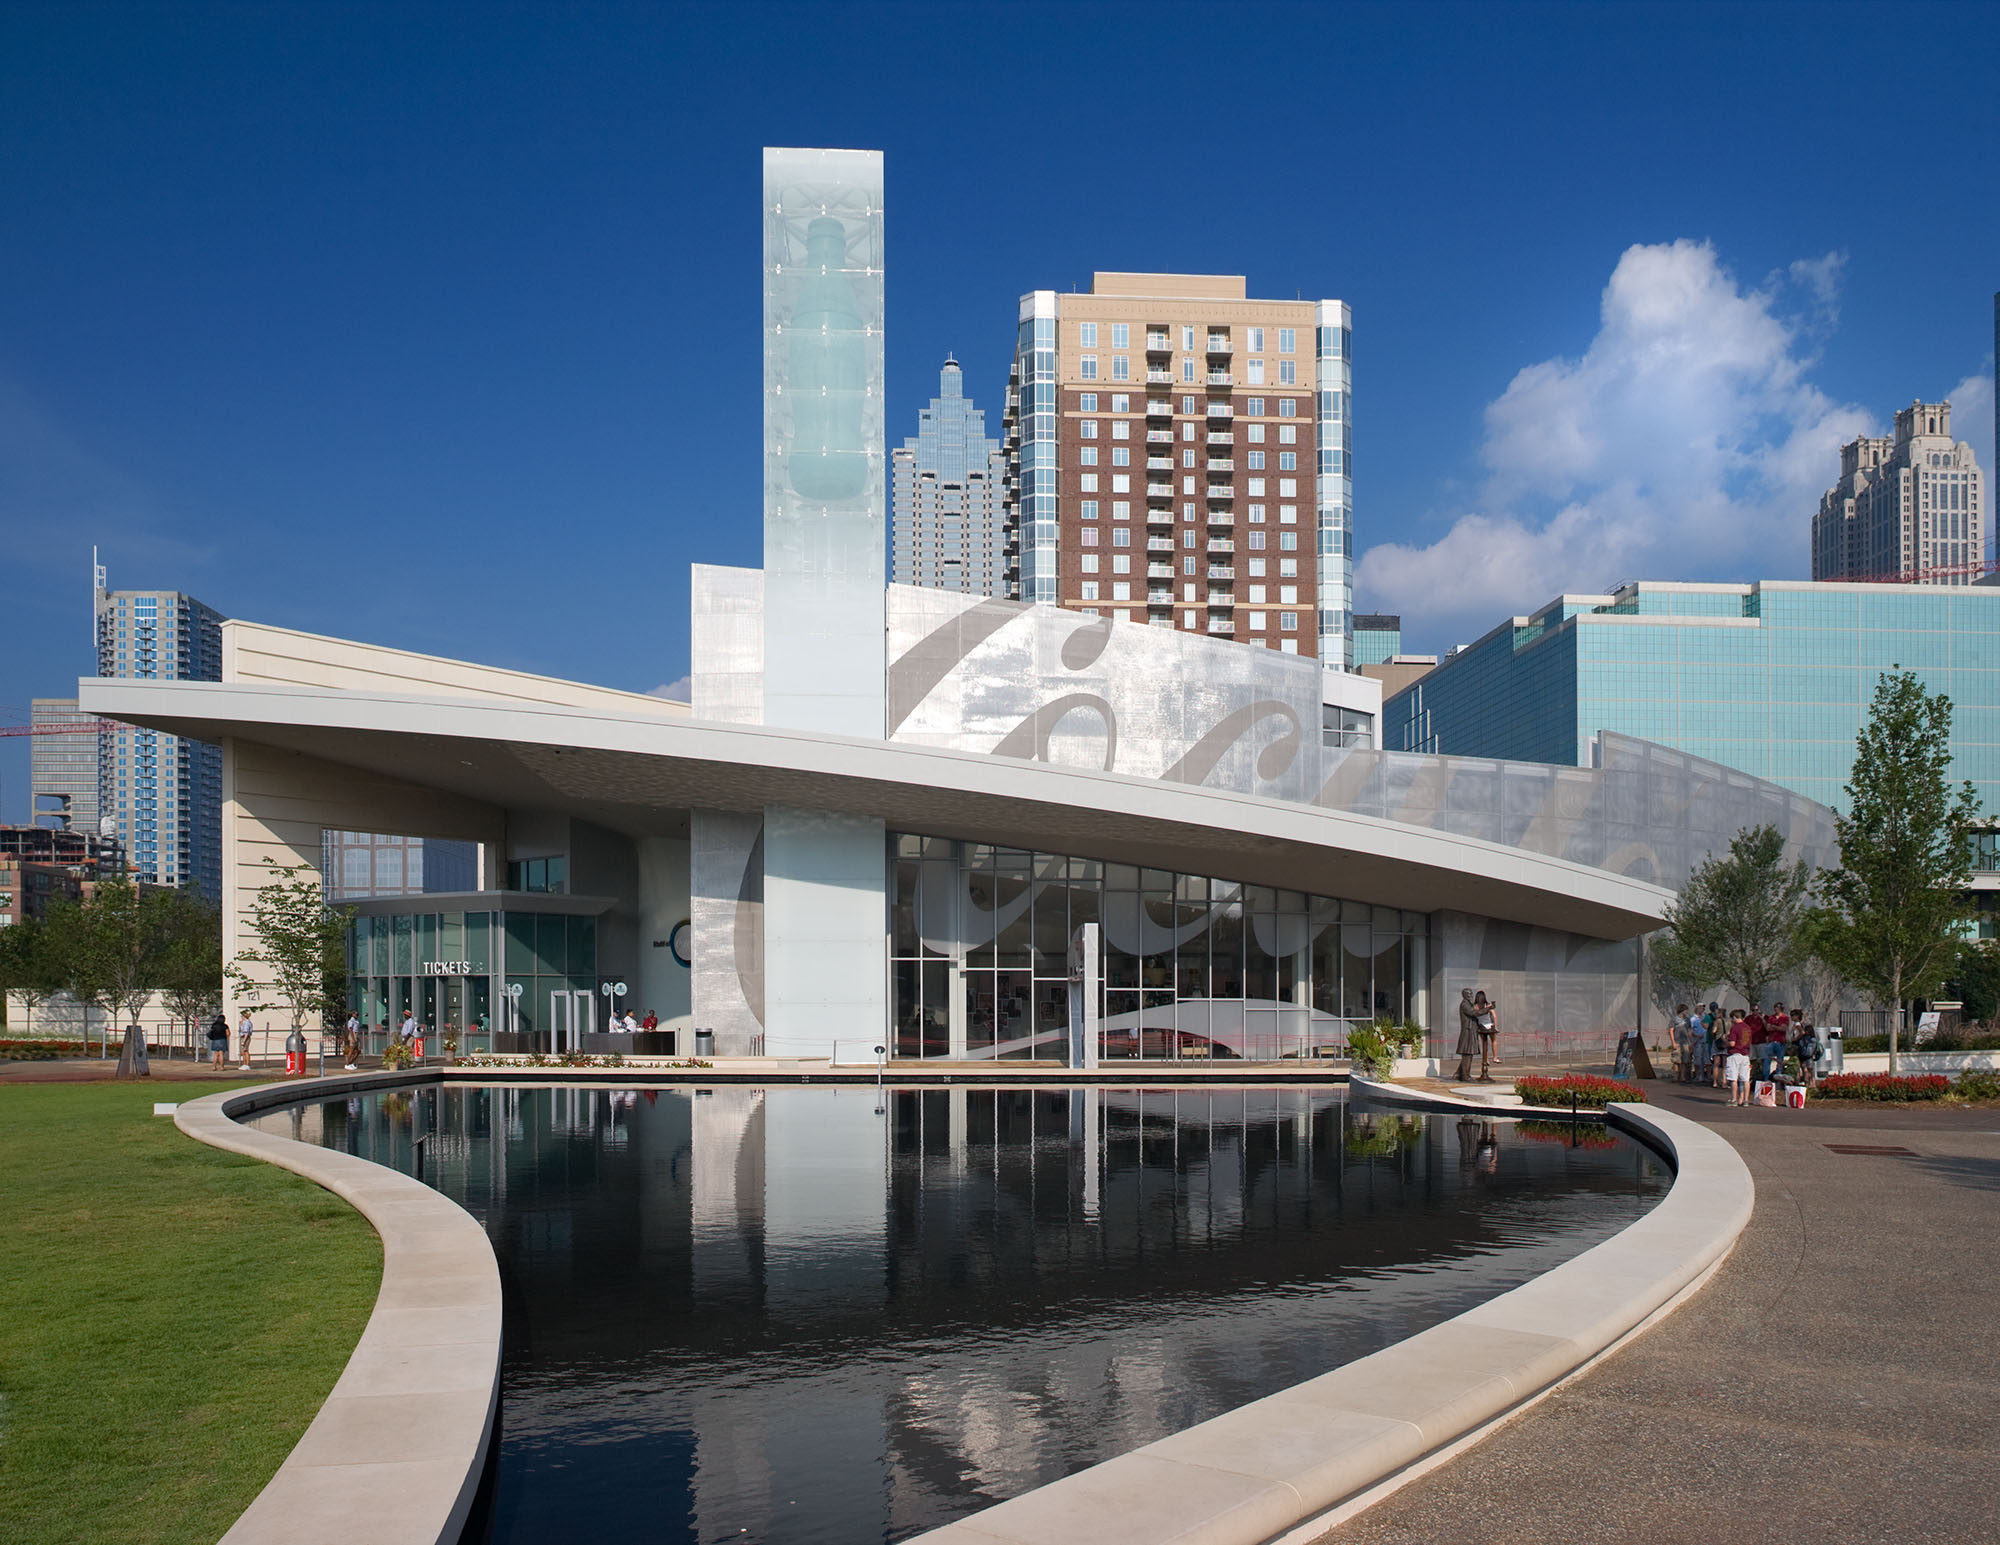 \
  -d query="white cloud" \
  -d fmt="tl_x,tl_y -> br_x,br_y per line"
1359,239 -> 1875,648
648,676 -> 691,701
